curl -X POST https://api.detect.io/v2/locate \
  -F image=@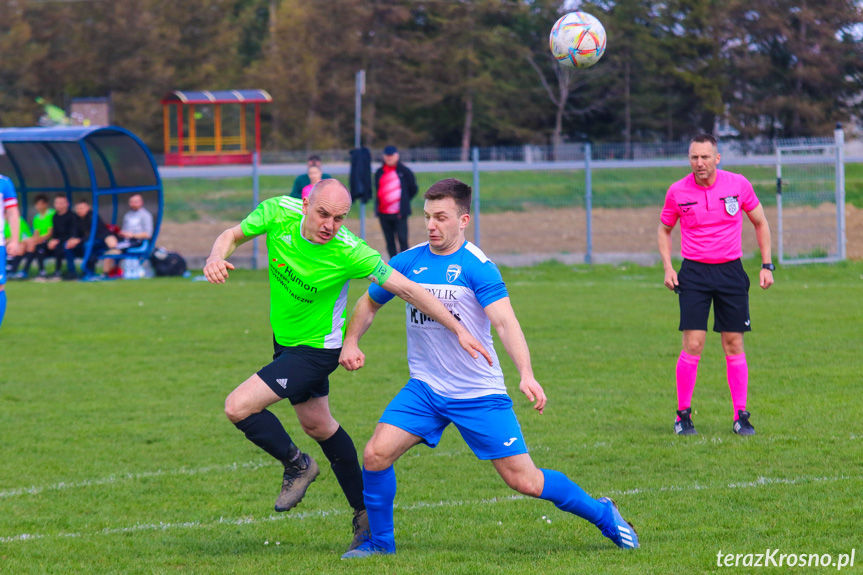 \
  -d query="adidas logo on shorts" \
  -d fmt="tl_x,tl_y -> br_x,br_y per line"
276,378 -> 288,388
